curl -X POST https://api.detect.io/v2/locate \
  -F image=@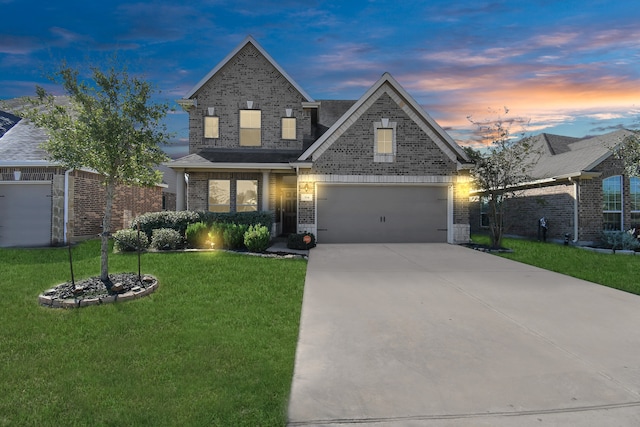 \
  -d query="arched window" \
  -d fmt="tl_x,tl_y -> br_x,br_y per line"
630,177 -> 640,231
603,175 -> 622,230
